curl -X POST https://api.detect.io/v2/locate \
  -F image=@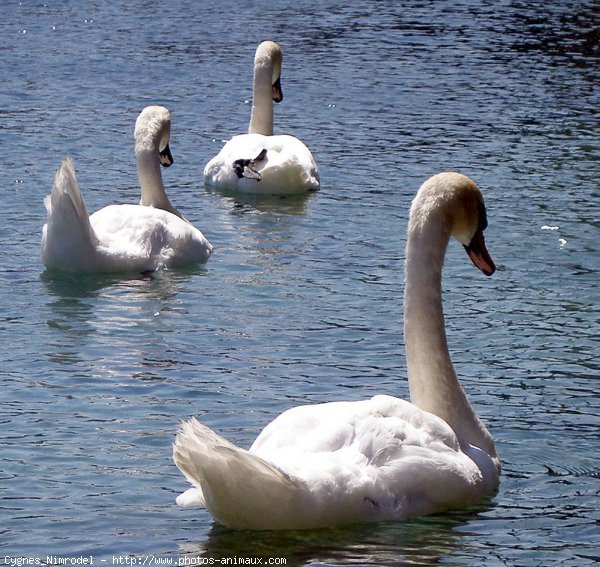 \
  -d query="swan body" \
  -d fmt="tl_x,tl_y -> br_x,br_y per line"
41,106 -> 212,273
204,41 -> 319,195
174,172 -> 500,529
